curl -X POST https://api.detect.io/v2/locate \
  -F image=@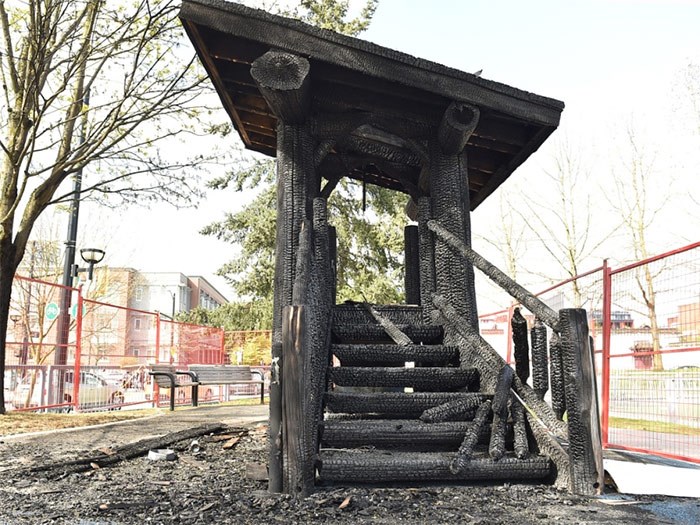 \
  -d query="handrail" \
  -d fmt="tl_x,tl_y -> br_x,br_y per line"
428,220 -> 559,329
